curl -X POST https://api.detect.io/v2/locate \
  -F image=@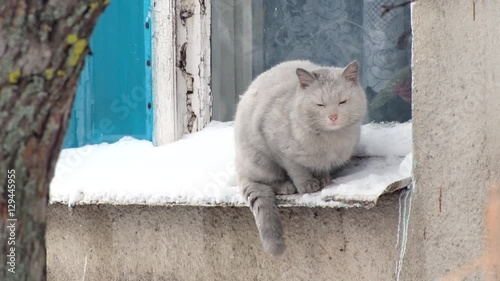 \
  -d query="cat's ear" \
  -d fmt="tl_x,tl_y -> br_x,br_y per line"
341,61 -> 359,83
296,68 -> 316,88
